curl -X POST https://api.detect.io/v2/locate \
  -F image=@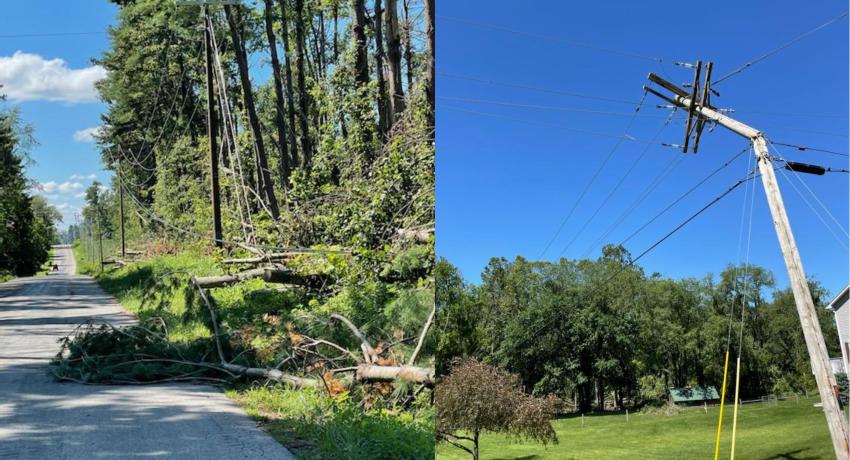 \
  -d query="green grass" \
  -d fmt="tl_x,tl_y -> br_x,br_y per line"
437,398 -> 835,460
230,385 -> 435,460
75,247 -> 435,459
